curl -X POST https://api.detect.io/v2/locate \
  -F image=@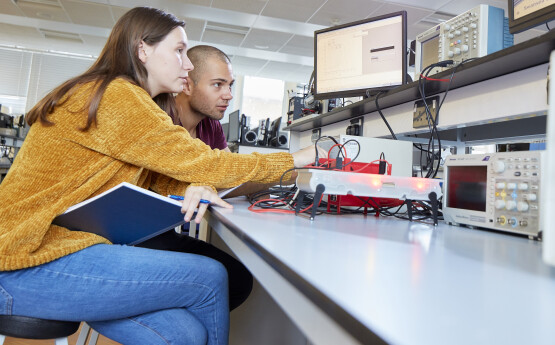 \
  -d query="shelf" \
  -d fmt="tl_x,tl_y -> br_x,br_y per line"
285,30 -> 555,132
